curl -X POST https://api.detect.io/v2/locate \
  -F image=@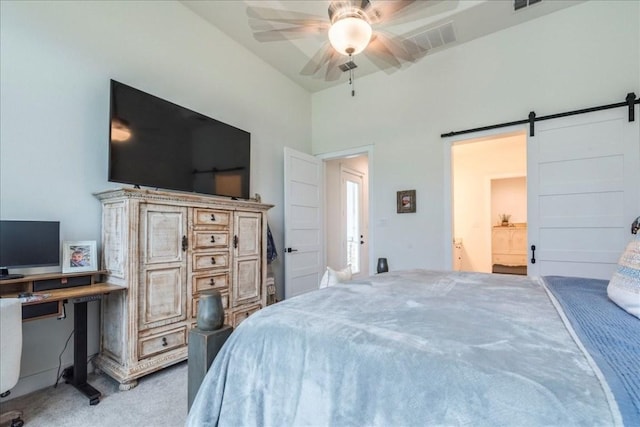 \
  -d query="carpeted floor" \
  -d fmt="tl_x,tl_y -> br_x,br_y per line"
0,361 -> 187,427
